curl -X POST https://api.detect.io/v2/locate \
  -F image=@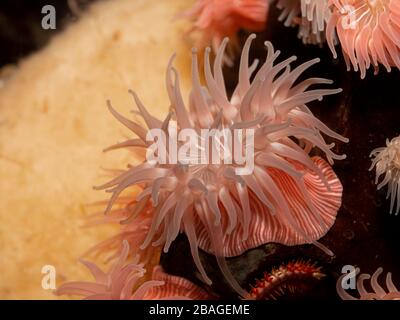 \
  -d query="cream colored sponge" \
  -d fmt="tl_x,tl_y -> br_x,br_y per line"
0,0 -> 193,299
